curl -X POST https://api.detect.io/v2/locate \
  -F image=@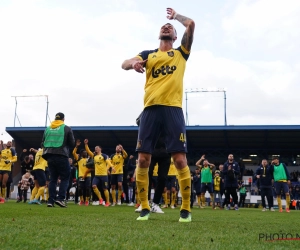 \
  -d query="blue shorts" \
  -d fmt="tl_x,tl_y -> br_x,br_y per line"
0,170 -> 10,176
78,177 -> 91,189
136,105 -> 187,154
111,174 -> 123,185
166,176 -> 177,190
201,183 -> 213,193
274,182 -> 289,195
31,169 -> 46,187
92,176 -> 108,190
